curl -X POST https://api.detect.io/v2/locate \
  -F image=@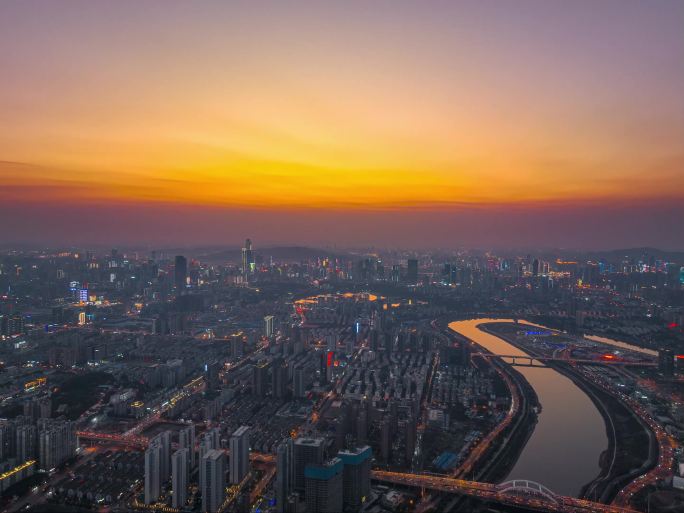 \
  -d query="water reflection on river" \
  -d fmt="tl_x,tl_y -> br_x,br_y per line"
448,319 -> 608,497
